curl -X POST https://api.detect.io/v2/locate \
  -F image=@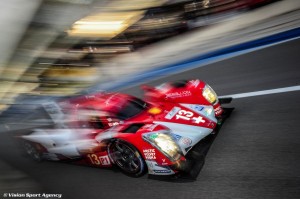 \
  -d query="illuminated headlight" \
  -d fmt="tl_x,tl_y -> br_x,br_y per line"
202,85 -> 218,104
142,131 -> 181,161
